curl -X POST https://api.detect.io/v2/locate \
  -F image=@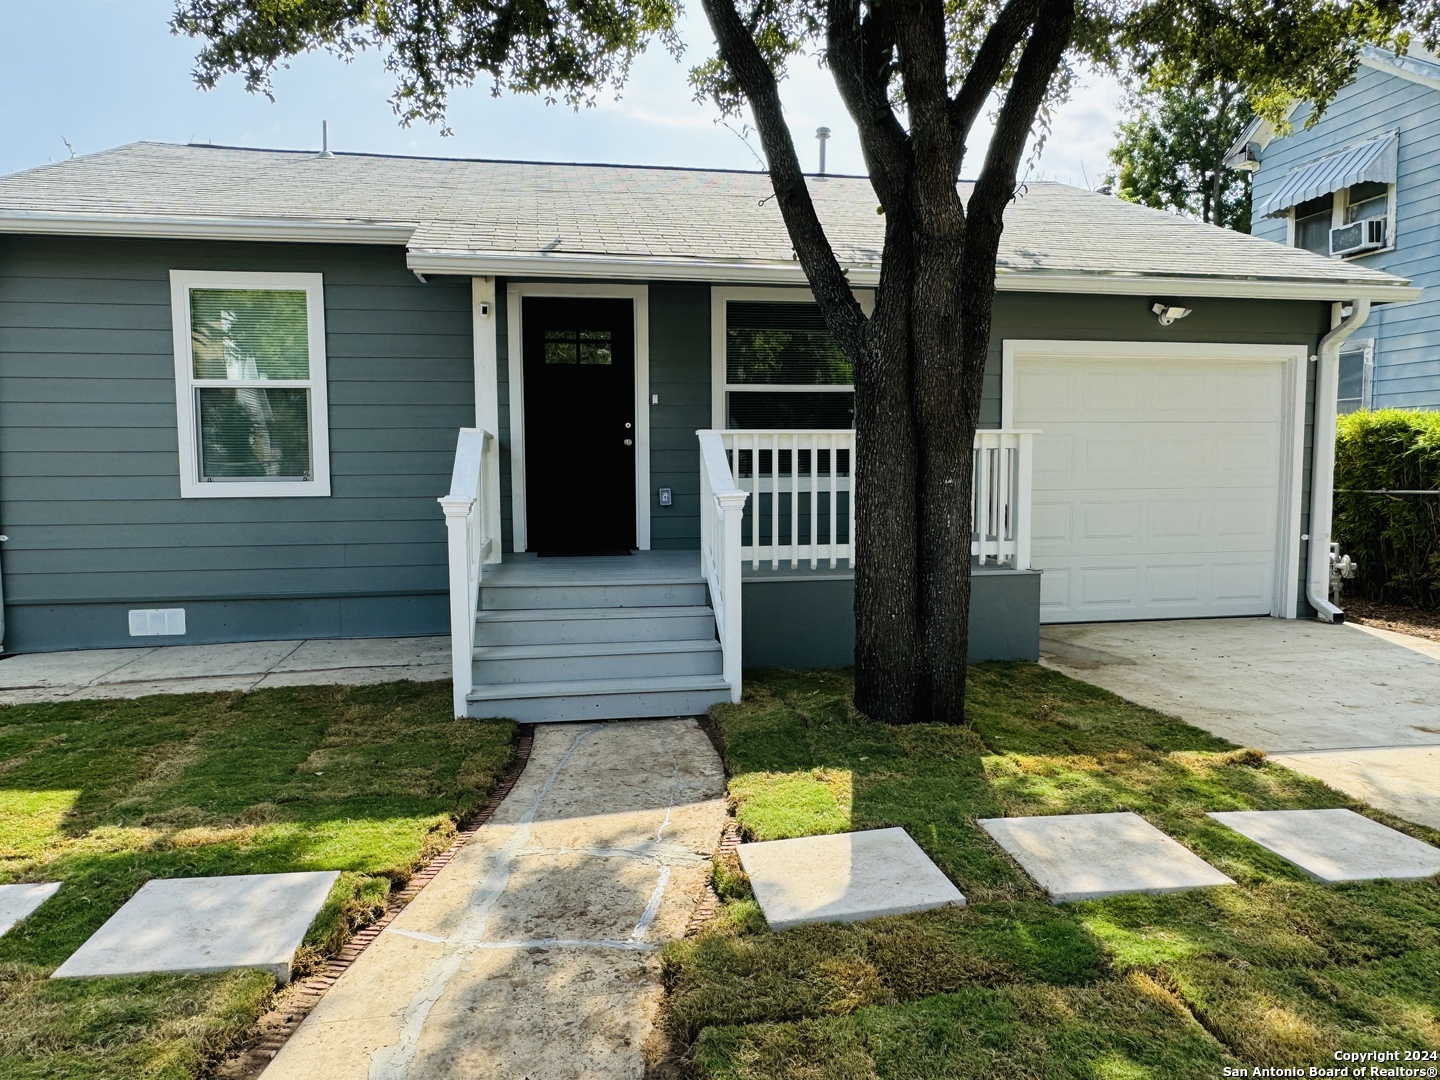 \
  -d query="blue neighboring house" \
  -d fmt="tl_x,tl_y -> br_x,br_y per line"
1228,45 -> 1440,411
